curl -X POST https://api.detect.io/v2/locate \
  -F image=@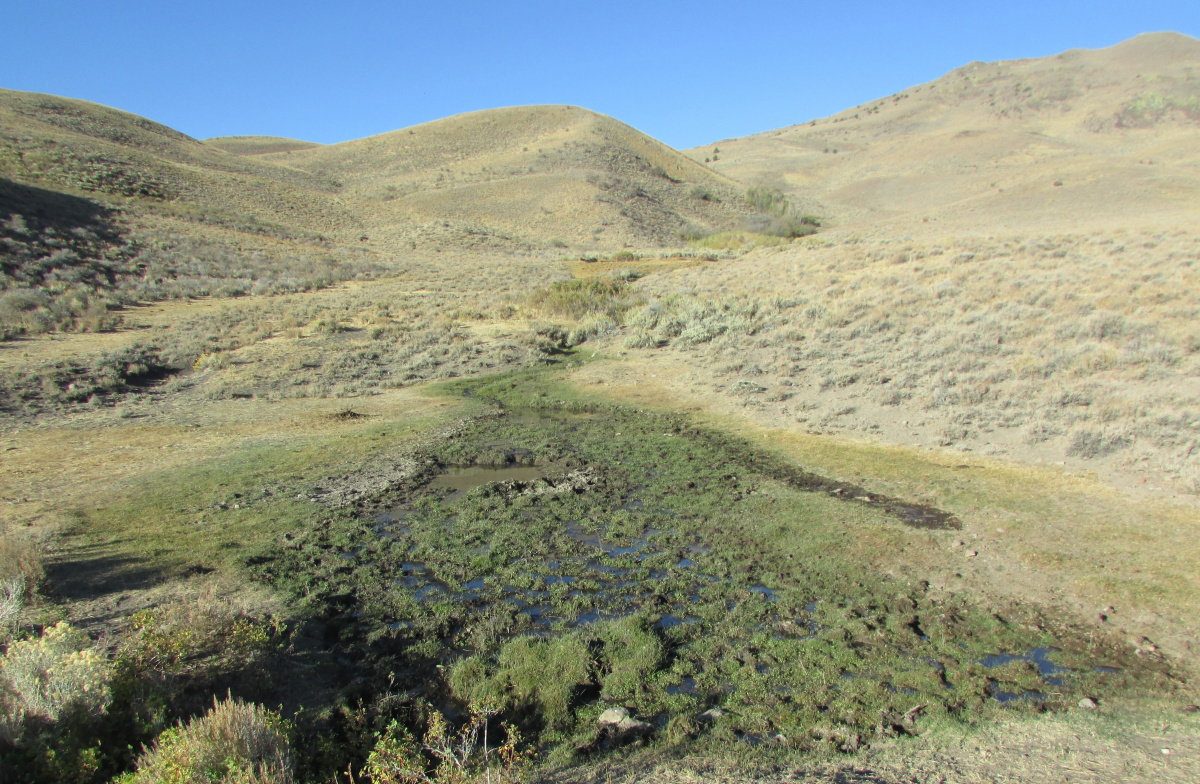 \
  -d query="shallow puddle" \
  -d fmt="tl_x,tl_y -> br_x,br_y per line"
430,464 -> 546,496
